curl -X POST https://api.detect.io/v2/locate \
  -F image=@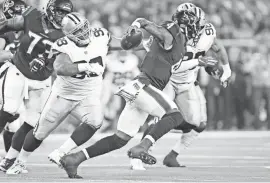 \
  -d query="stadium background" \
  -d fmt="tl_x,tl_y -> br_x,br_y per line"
16,0 -> 270,132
